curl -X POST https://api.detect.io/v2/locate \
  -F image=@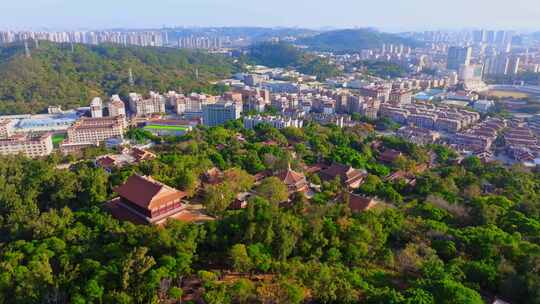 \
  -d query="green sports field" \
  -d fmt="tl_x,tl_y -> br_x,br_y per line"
144,124 -> 189,131
52,134 -> 66,146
